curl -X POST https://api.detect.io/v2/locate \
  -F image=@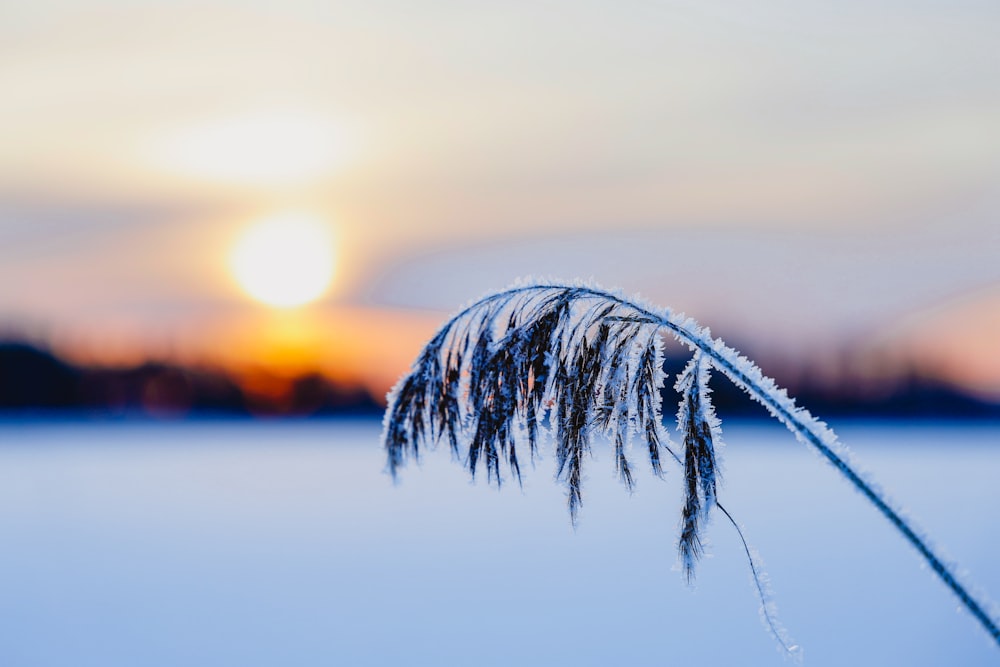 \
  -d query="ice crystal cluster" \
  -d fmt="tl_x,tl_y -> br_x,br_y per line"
384,285 -> 684,522
382,281 -> 1000,655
